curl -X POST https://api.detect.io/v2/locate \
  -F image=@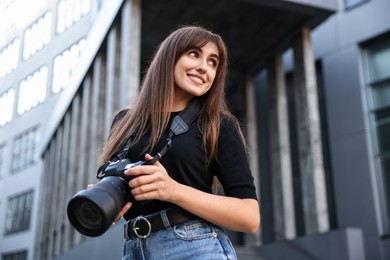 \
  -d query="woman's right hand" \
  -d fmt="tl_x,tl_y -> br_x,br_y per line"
86,184 -> 132,225
112,202 -> 132,225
